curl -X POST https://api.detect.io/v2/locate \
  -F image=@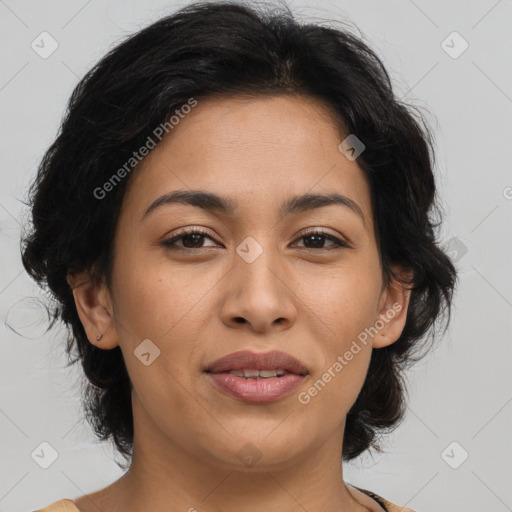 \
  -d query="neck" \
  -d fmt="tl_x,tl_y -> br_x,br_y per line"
105,406 -> 370,512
